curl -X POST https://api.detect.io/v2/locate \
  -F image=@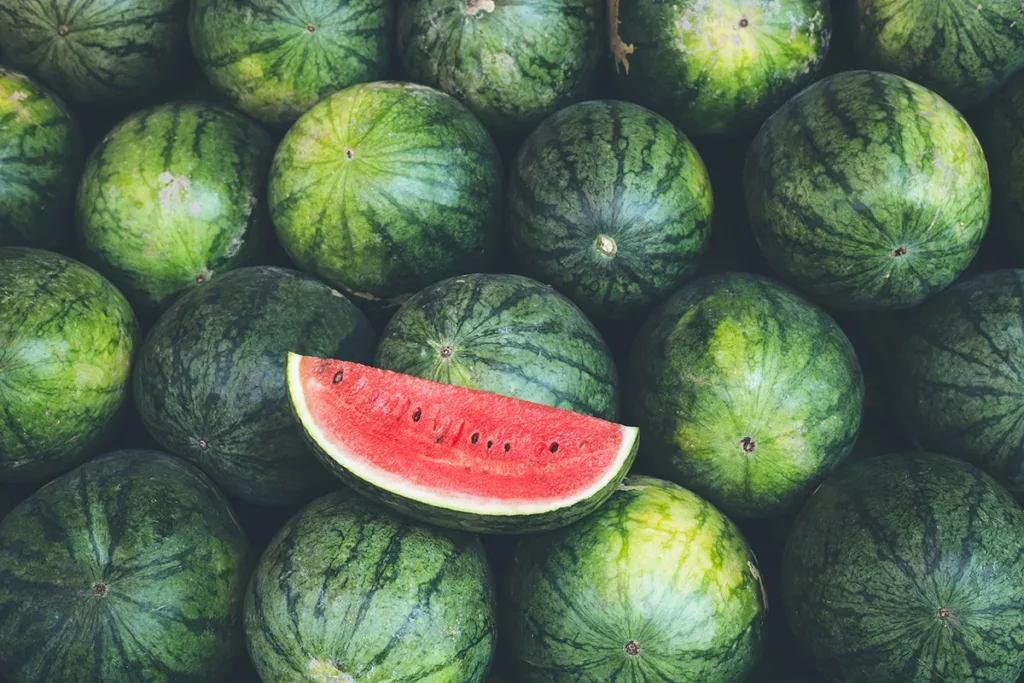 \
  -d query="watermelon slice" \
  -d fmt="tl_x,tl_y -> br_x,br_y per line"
286,353 -> 639,533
